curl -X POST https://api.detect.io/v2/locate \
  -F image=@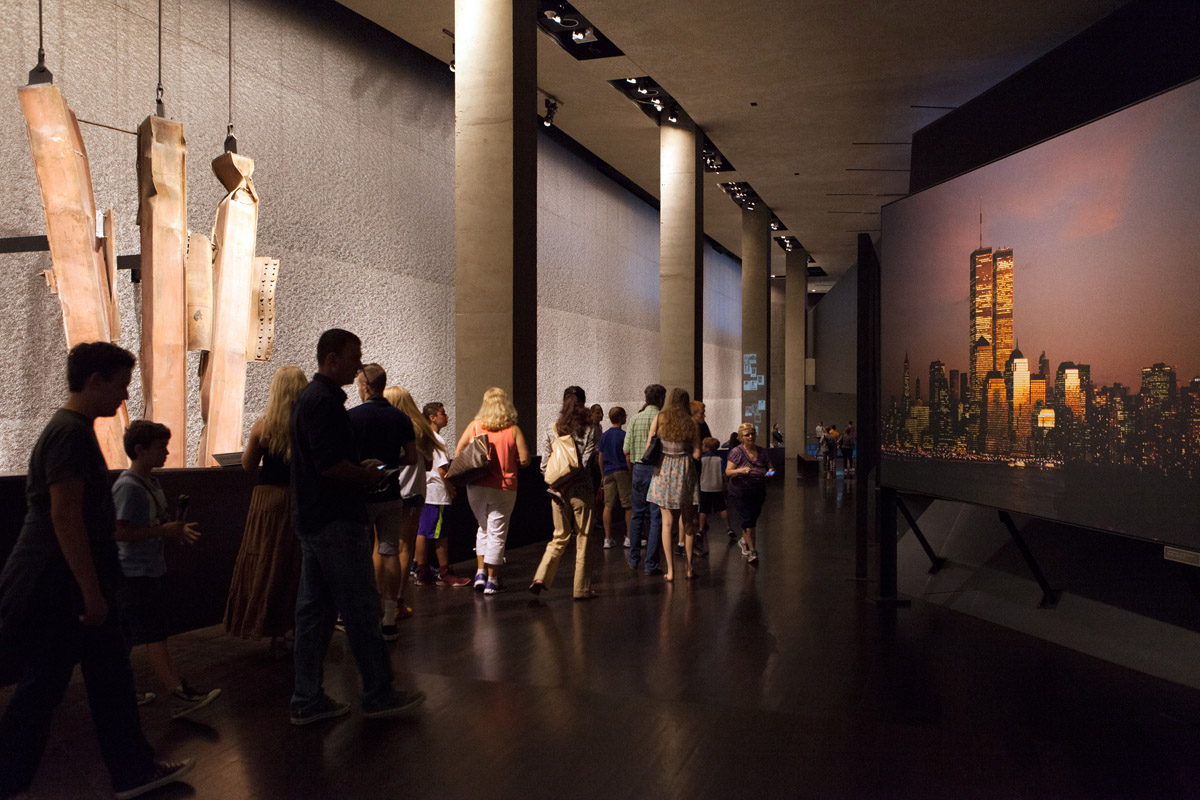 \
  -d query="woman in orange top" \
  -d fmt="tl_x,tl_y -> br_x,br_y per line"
453,387 -> 530,595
